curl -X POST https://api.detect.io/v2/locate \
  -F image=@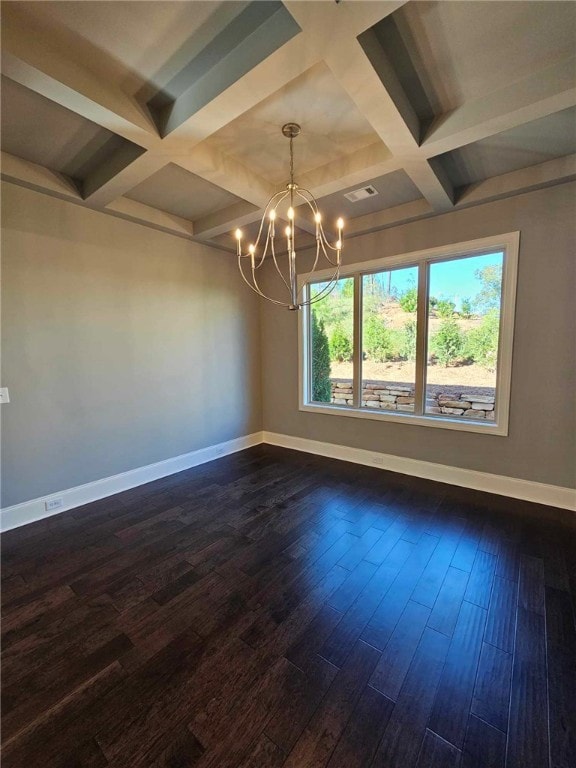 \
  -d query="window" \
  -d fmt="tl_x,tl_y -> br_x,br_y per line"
299,233 -> 519,435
